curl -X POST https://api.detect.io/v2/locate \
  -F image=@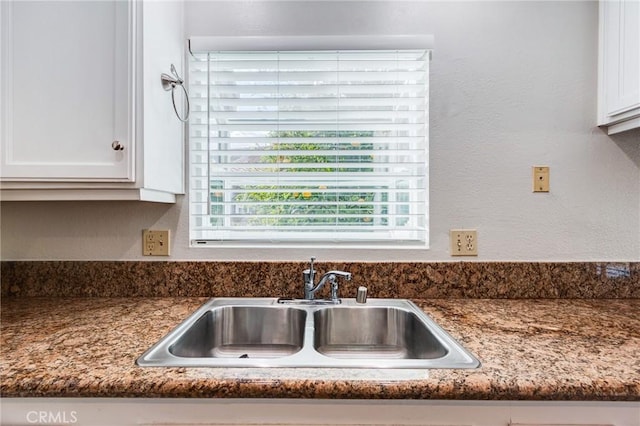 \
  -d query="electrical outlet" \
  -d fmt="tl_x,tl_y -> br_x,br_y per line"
450,229 -> 478,256
142,229 -> 170,256
533,166 -> 550,192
